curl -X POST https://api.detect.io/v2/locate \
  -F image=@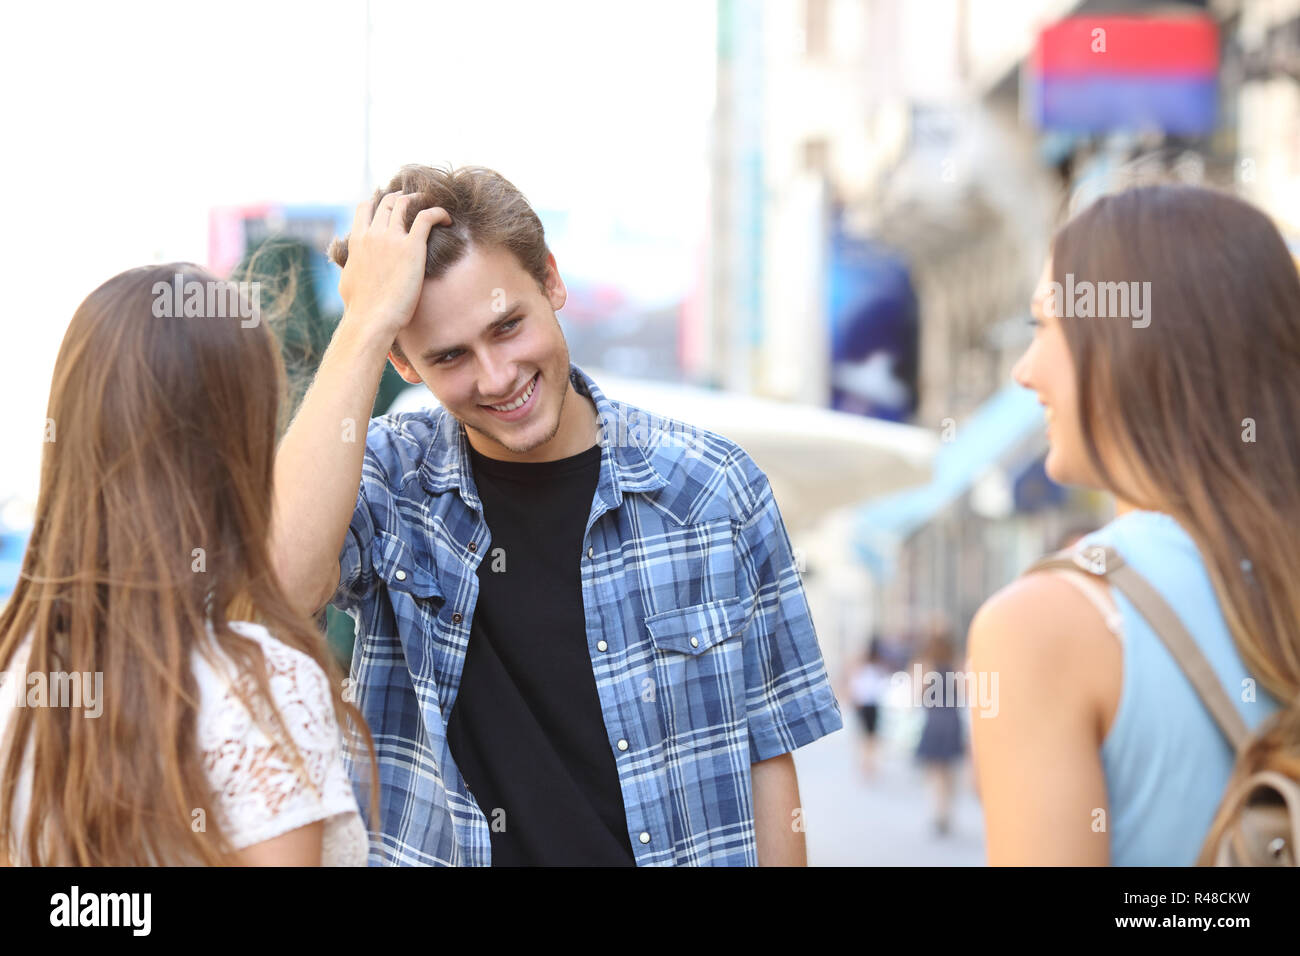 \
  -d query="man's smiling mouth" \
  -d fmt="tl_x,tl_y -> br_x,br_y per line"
481,372 -> 539,413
